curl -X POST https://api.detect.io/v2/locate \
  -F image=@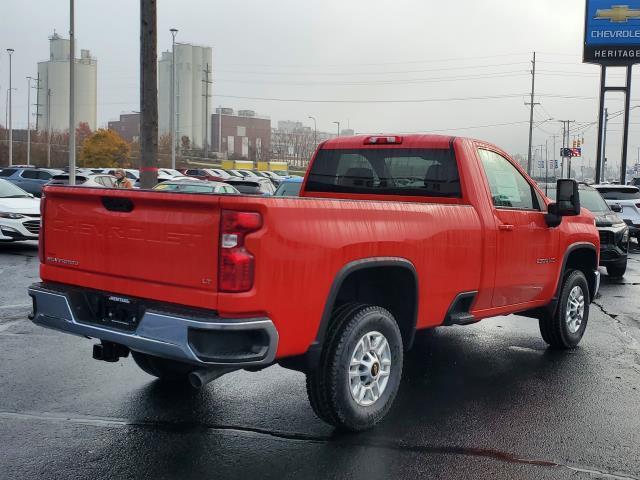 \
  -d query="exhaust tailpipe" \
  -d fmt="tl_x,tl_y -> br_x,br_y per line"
189,367 -> 236,389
